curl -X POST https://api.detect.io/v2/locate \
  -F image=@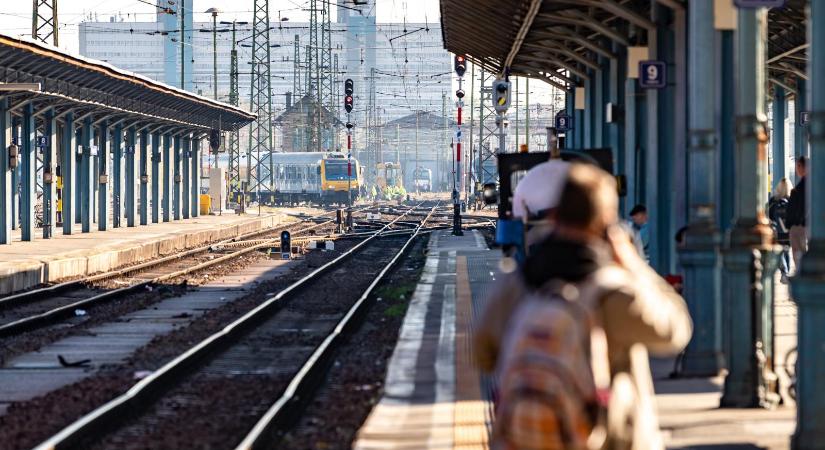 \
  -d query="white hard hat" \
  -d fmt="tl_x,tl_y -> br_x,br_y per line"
512,160 -> 570,219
